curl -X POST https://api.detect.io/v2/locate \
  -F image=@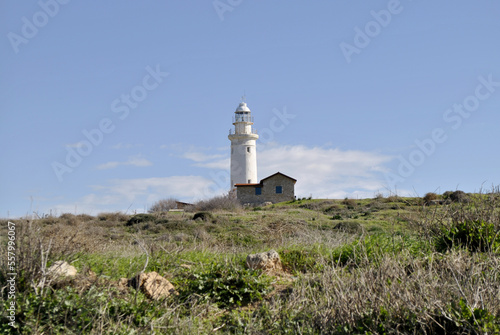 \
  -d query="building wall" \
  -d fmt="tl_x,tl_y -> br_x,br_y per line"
236,186 -> 261,204
237,174 -> 295,204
